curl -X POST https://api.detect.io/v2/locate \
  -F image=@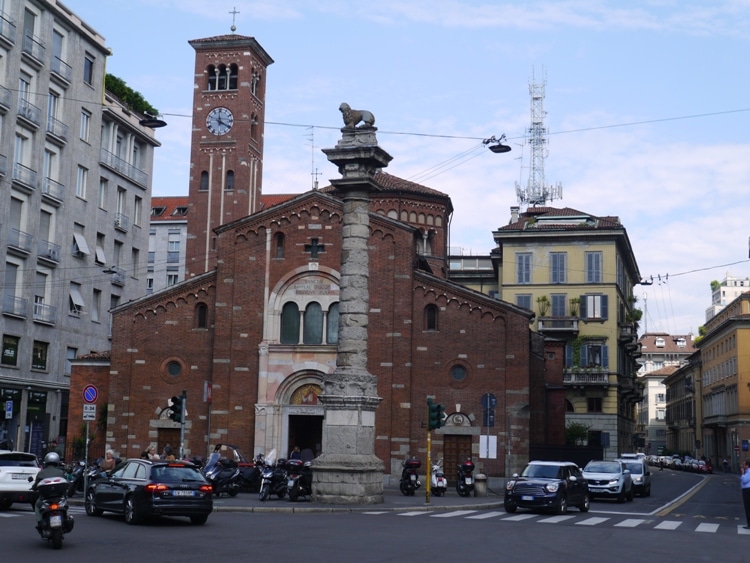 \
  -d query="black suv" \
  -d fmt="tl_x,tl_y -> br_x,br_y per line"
504,460 -> 590,514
